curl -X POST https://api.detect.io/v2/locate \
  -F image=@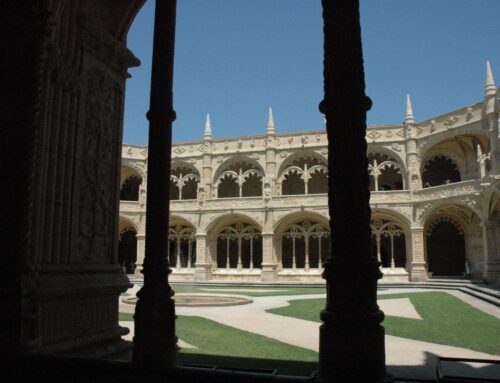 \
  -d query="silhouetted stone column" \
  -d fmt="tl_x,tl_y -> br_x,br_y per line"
133,0 -> 177,368
319,1 -> 387,382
